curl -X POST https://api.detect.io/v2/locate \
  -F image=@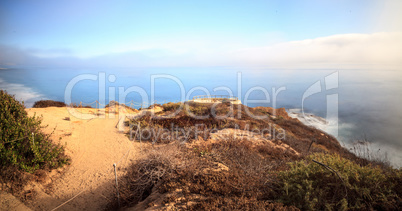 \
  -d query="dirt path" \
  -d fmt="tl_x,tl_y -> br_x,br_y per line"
24,107 -> 147,210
